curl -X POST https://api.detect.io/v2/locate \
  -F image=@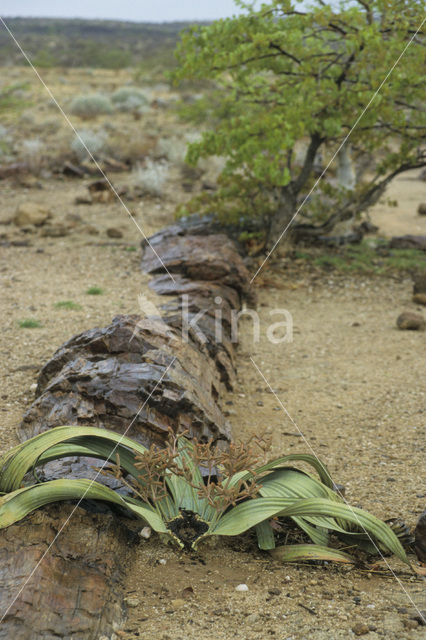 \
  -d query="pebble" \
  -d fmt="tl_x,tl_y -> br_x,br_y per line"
159,558 -> 167,565
352,622 -> 369,636
139,526 -> 151,539
124,596 -> 140,608
30,383 -> 37,392
171,598 -> 186,609
106,227 -> 123,238
235,584 -> 249,592
246,613 -> 259,624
